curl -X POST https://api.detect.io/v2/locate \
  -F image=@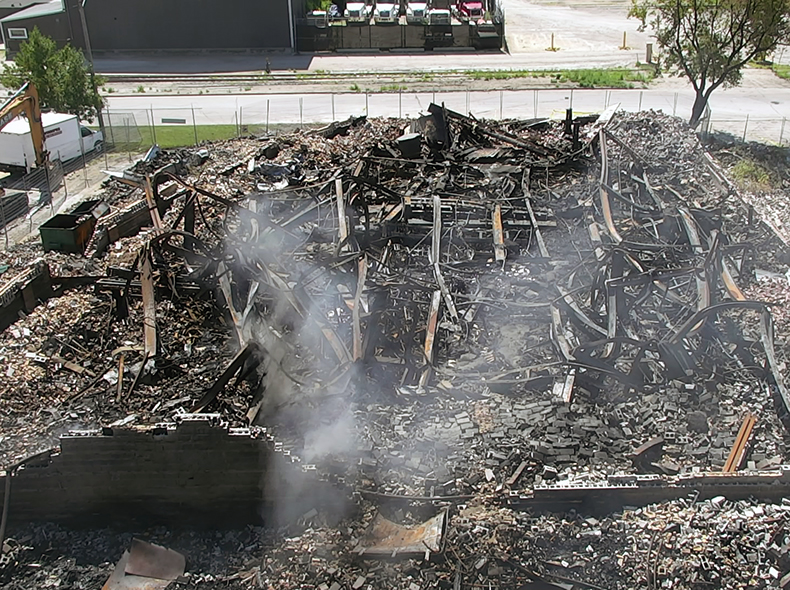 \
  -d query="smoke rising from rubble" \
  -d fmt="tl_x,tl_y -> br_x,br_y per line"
231,193 -> 360,526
